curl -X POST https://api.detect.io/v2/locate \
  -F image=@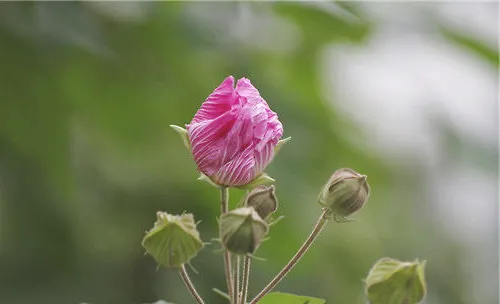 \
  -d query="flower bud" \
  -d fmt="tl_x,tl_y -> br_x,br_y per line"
318,168 -> 370,222
244,185 -> 278,220
185,76 -> 283,187
219,207 -> 269,255
142,212 -> 204,268
365,257 -> 427,304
